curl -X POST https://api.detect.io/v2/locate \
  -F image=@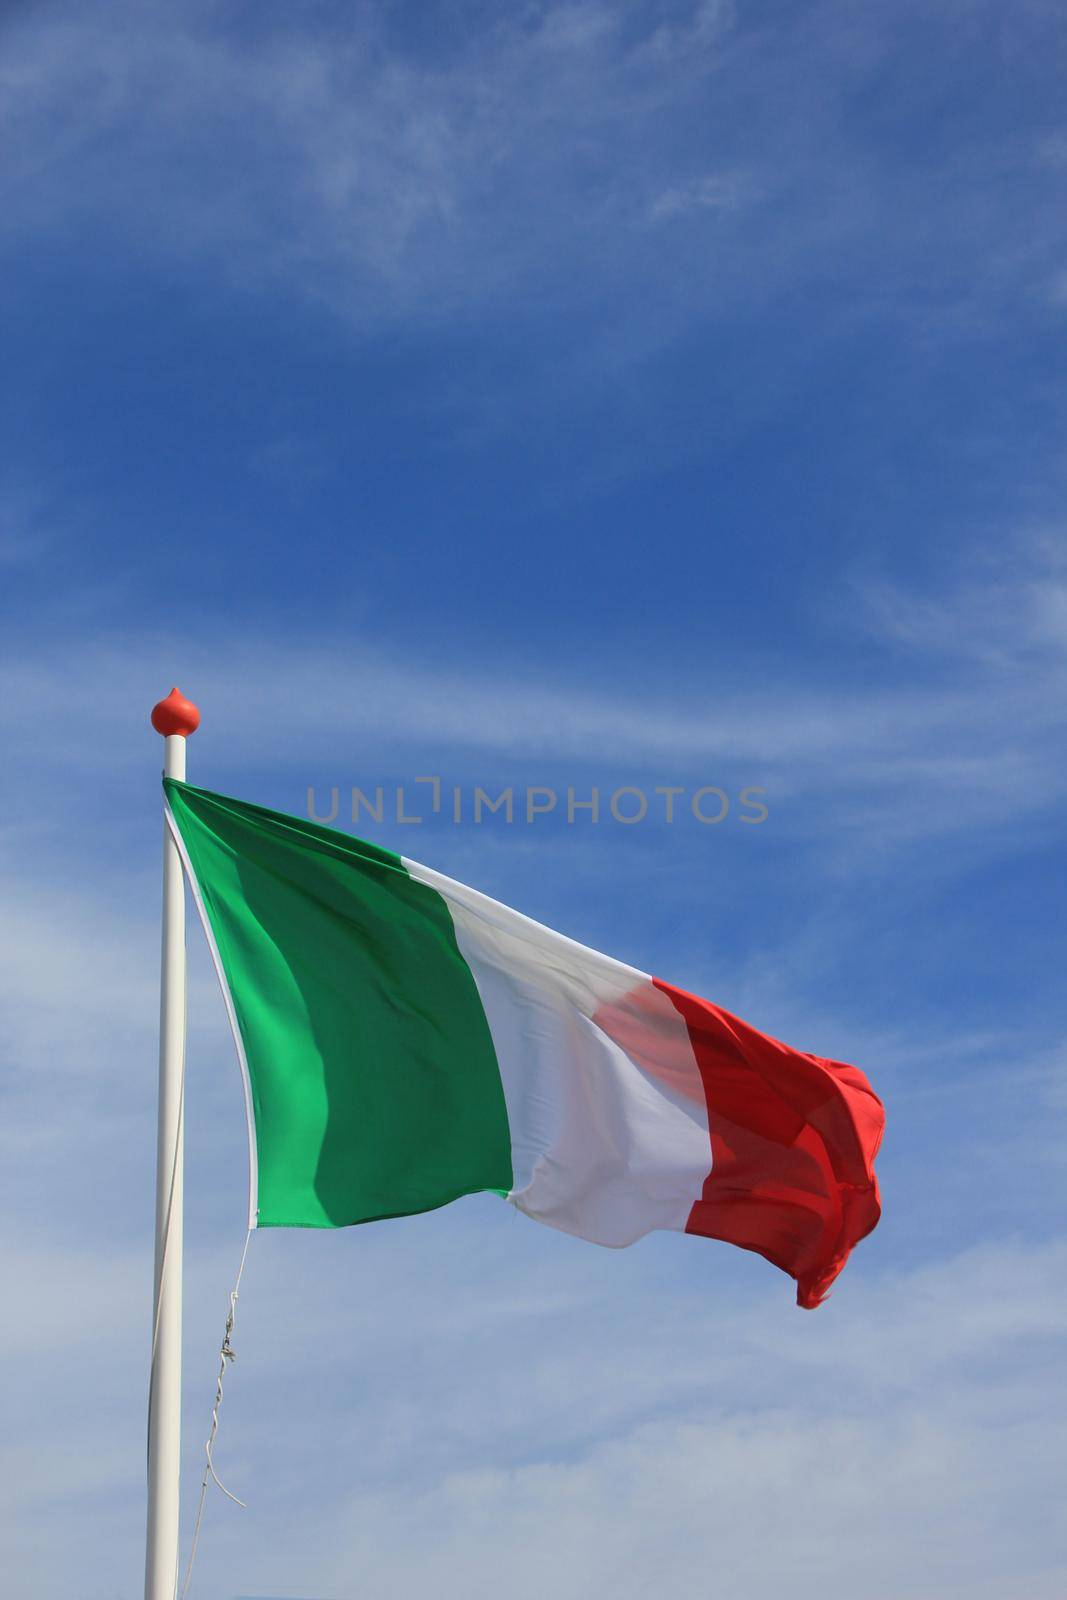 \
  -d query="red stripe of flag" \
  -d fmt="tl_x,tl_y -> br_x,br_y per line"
653,979 -> 884,1308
